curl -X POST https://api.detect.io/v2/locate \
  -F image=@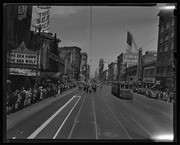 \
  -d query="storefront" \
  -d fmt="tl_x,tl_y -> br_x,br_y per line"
7,41 -> 40,91
142,78 -> 155,88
